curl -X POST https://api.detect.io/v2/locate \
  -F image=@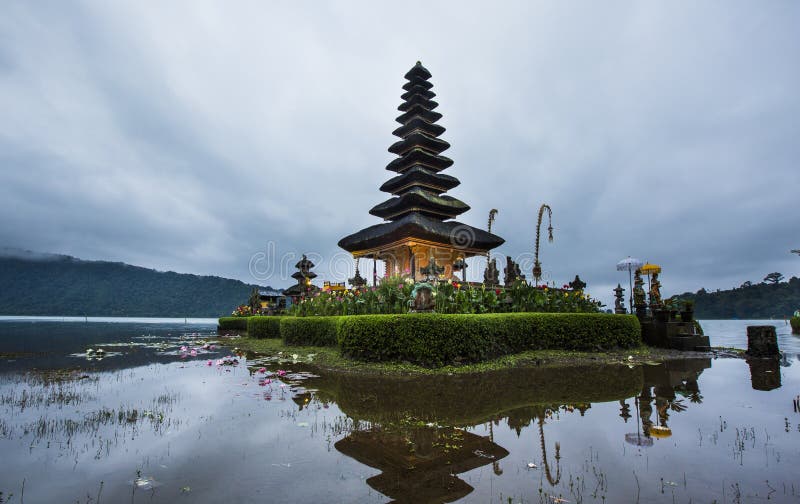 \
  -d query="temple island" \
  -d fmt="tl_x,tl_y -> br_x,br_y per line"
338,62 -> 504,282
219,62 -> 715,366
